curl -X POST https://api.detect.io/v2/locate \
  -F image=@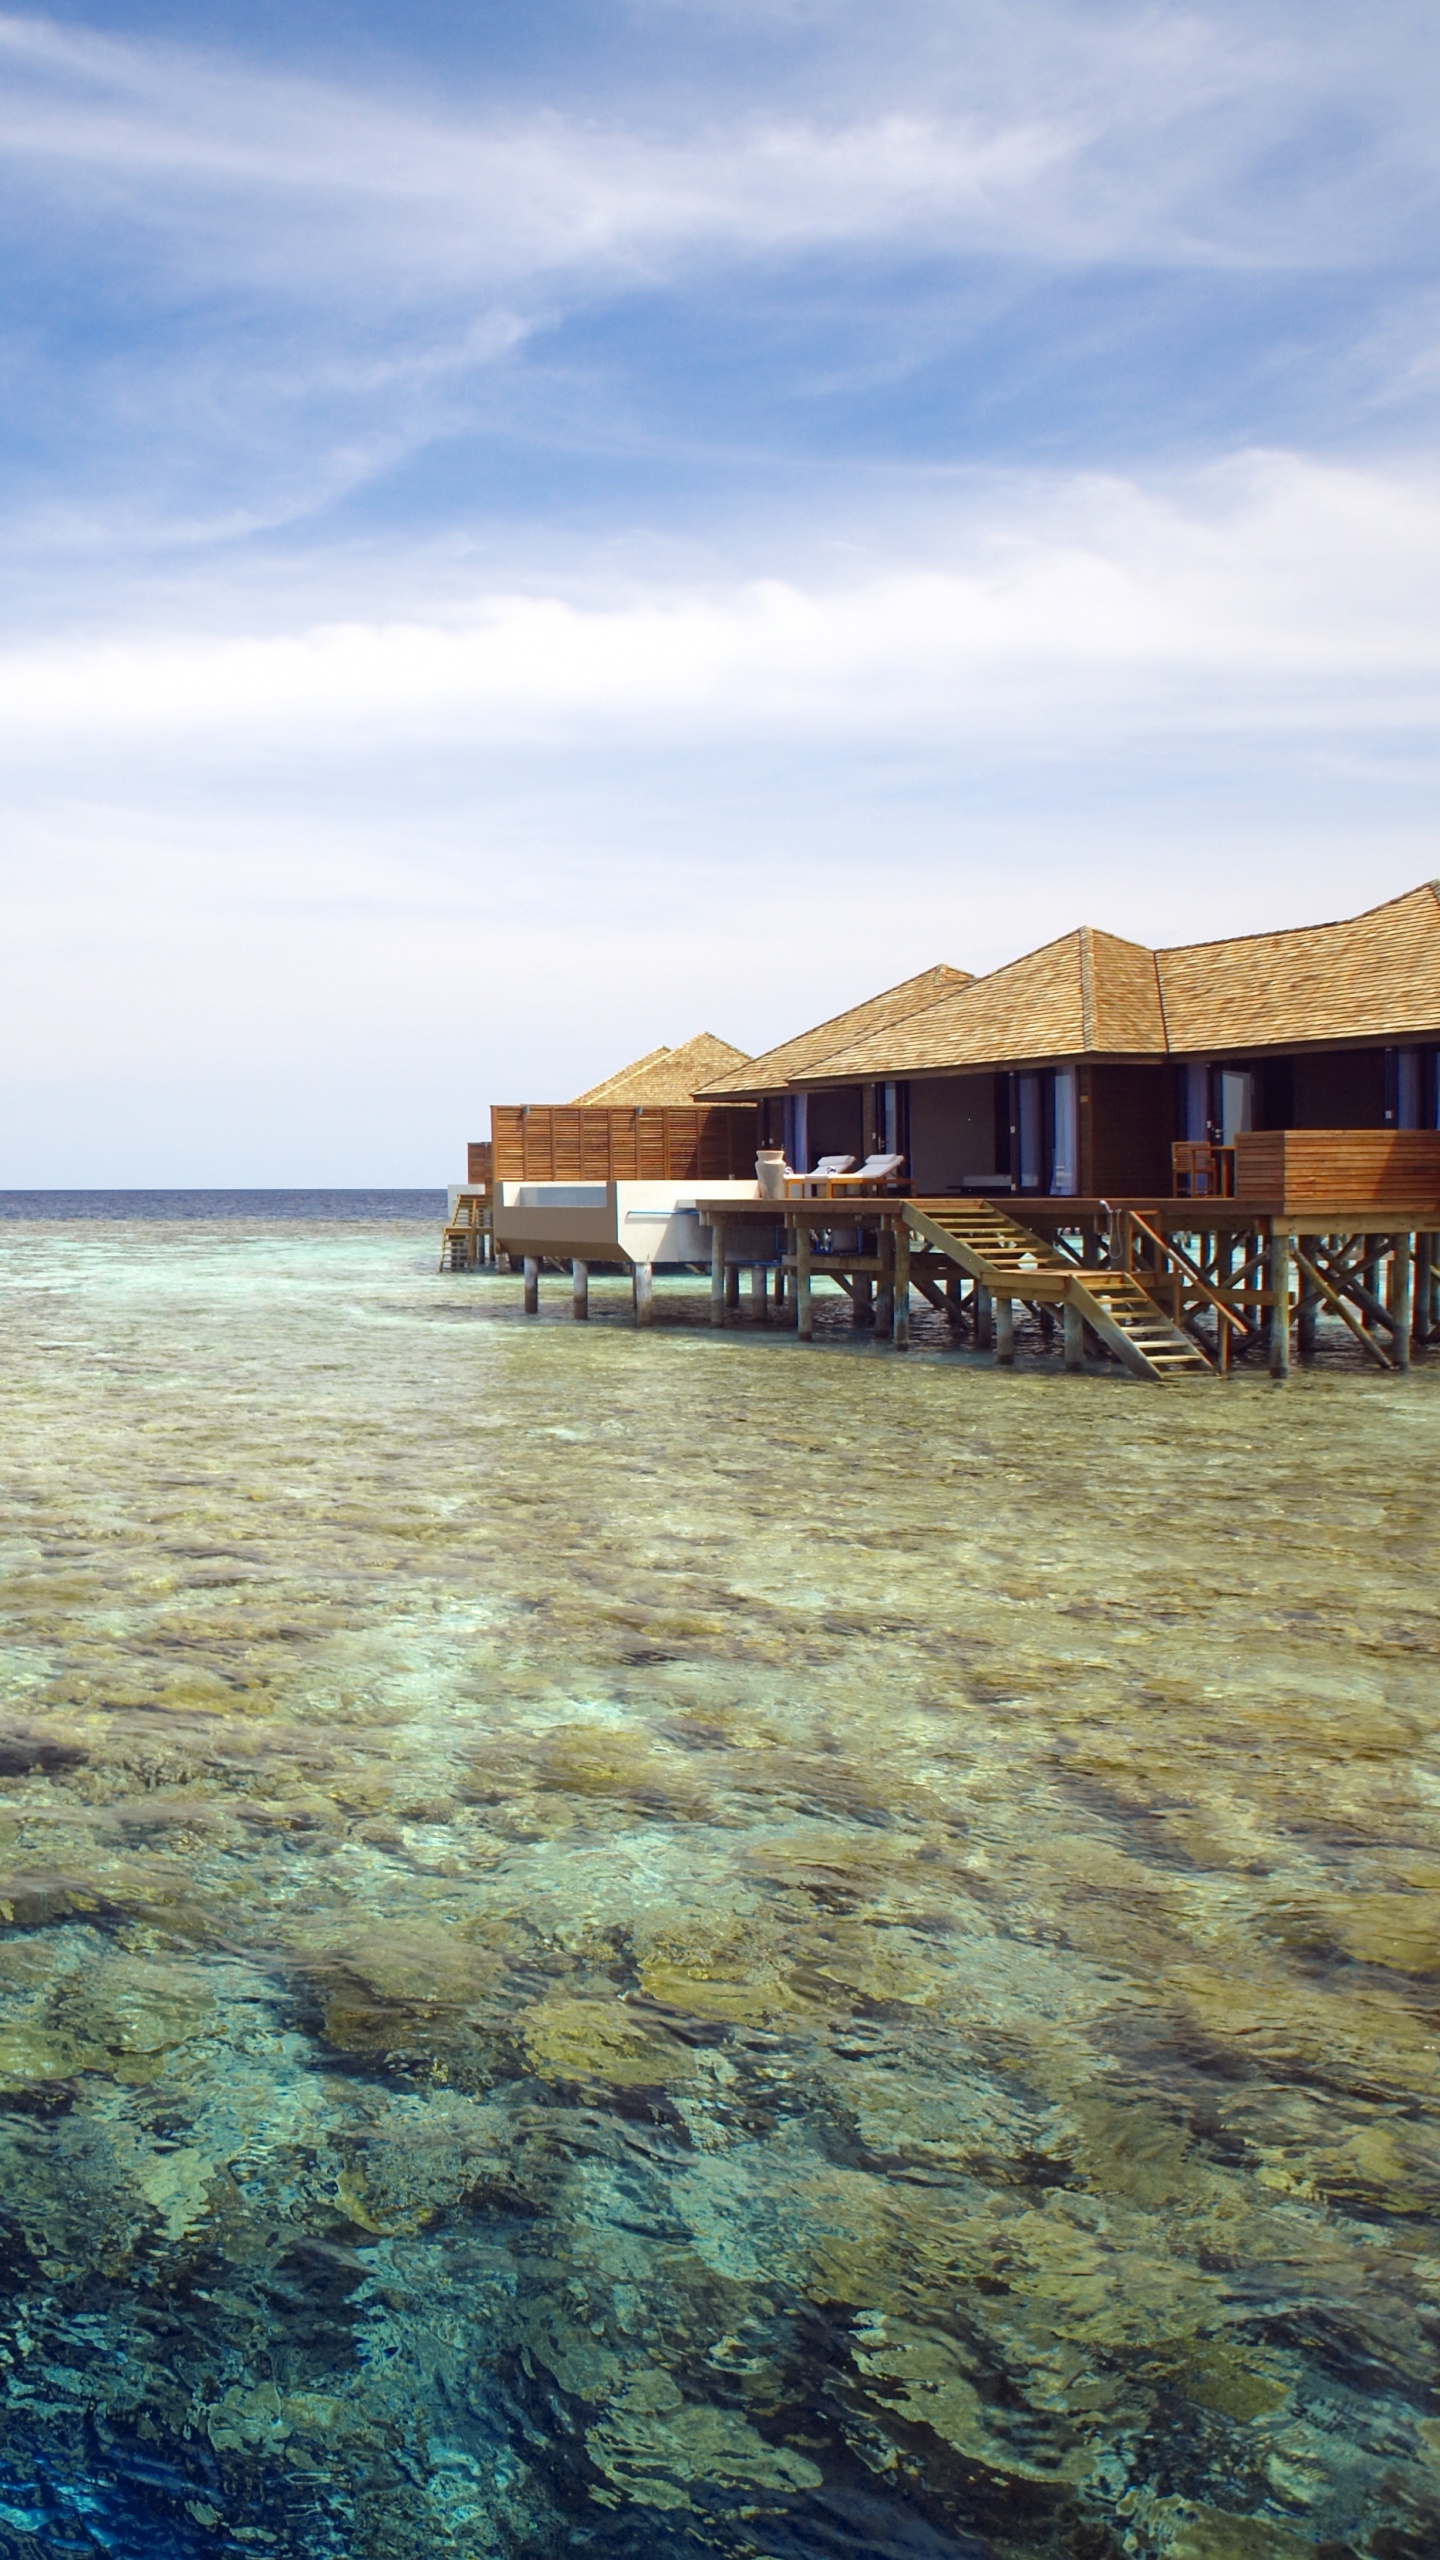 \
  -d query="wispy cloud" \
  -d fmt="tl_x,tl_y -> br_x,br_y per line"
0,2 -> 1431,303
1,454 -> 1436,751
1,3 -> 1437,1176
